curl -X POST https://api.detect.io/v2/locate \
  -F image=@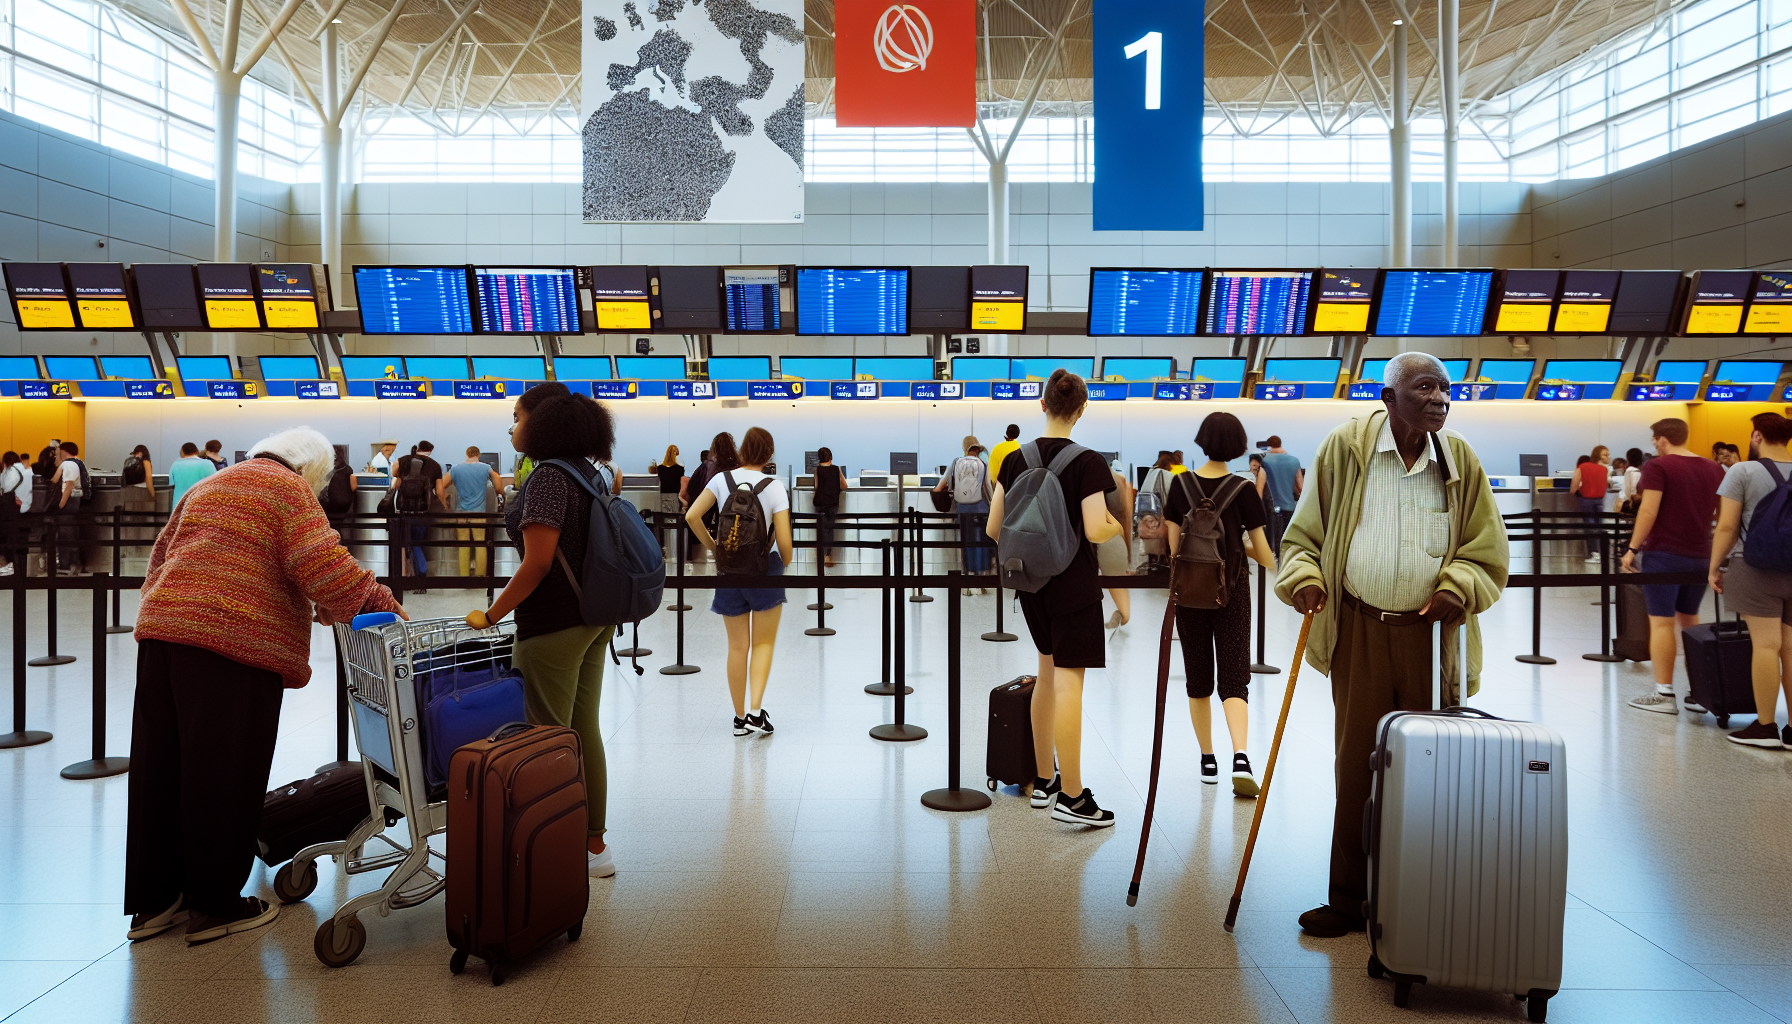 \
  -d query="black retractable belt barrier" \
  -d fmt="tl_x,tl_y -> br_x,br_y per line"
106,508 -> 131,633
921,576 -> 990,811
1515,511 -> 1558,666
1,567 -> 51,749
332,630 -> 350,766
908,509 -> 932,603
805,535 -> 835,637
661,524 -> 699,676
61,579 -> 128,779
668,520 -> 692,612
1250,561 -> 1279,674
866,539 -> 911,695
982,569 -> 1017,642
870,533 -> 926,742
1586,521 -> 1624,662
29,572 -> 75,667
